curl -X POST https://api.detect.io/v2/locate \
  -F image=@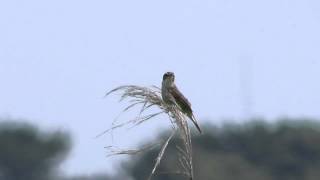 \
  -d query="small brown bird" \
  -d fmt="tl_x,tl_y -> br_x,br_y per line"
161,72 -> 202,133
